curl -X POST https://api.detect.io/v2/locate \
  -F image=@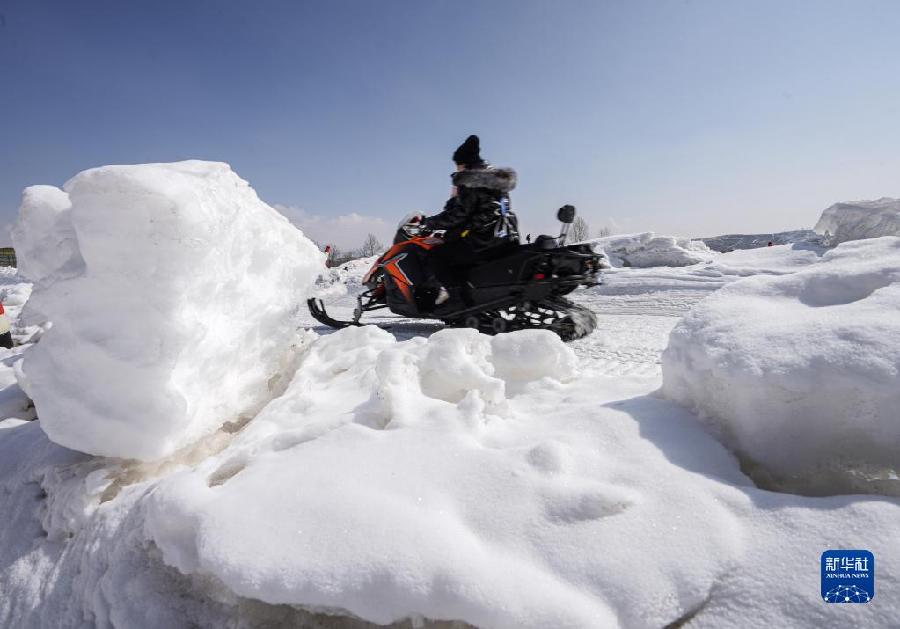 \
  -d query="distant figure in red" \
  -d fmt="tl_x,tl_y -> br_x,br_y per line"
767,241 -> 774,247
